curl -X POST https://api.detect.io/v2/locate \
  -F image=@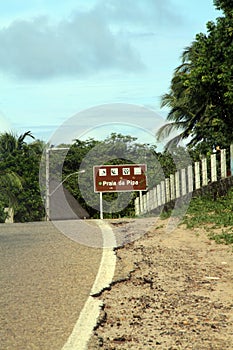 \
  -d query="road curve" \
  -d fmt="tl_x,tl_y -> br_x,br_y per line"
61,220 -> 116,350
0,221 -> 103,350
